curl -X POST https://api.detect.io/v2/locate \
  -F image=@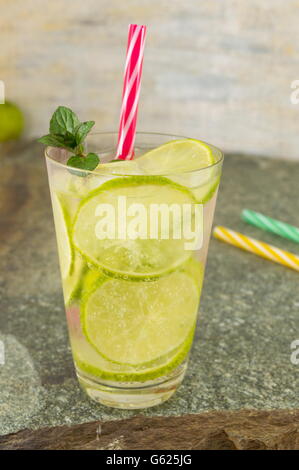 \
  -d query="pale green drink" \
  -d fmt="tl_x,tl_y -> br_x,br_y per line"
46,132 -> 223,409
